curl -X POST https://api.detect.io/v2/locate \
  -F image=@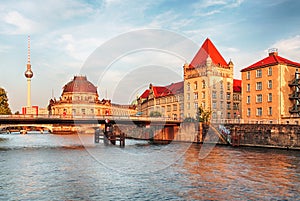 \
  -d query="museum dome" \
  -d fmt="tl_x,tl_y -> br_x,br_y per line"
62,76 -> 97,94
